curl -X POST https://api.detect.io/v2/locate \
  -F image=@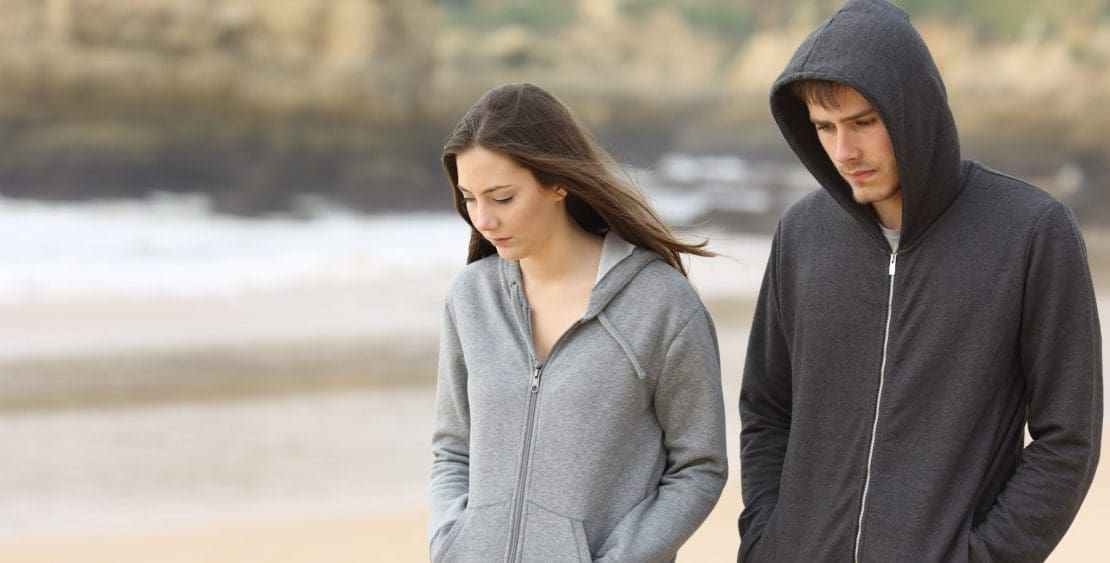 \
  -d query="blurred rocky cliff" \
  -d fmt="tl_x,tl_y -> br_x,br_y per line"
1,0 -> 1107,217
